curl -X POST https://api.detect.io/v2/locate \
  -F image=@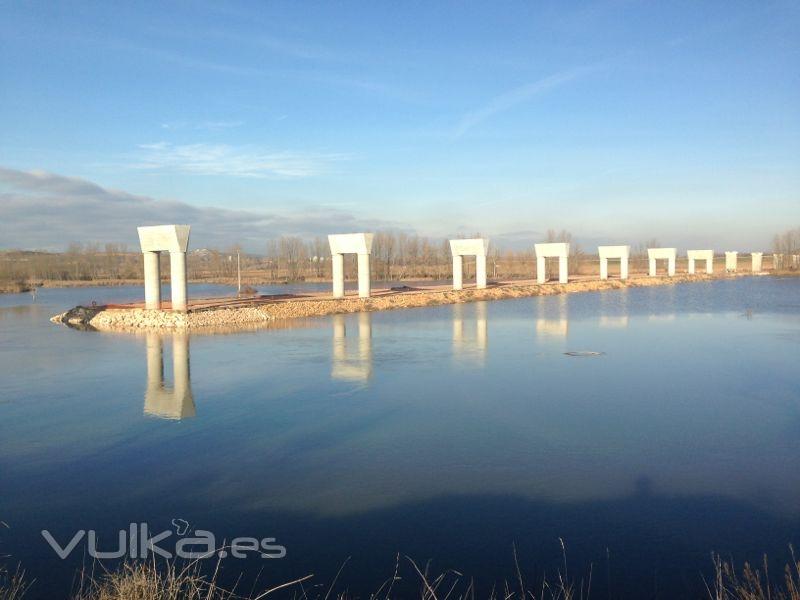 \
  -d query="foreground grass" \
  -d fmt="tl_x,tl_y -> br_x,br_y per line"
0,566 -> 30,600
4,550 -> 800,600
709,550 -> 800,600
